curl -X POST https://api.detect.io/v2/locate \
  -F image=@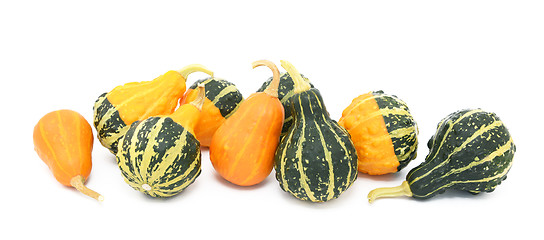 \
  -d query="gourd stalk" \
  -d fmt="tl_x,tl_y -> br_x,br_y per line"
189,84 -> 206,110
280,60 -> 311,94
367,181 -> 412,203
252,60 -> 280,98
178,64 -> 214,80
70,175 -> 104,202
